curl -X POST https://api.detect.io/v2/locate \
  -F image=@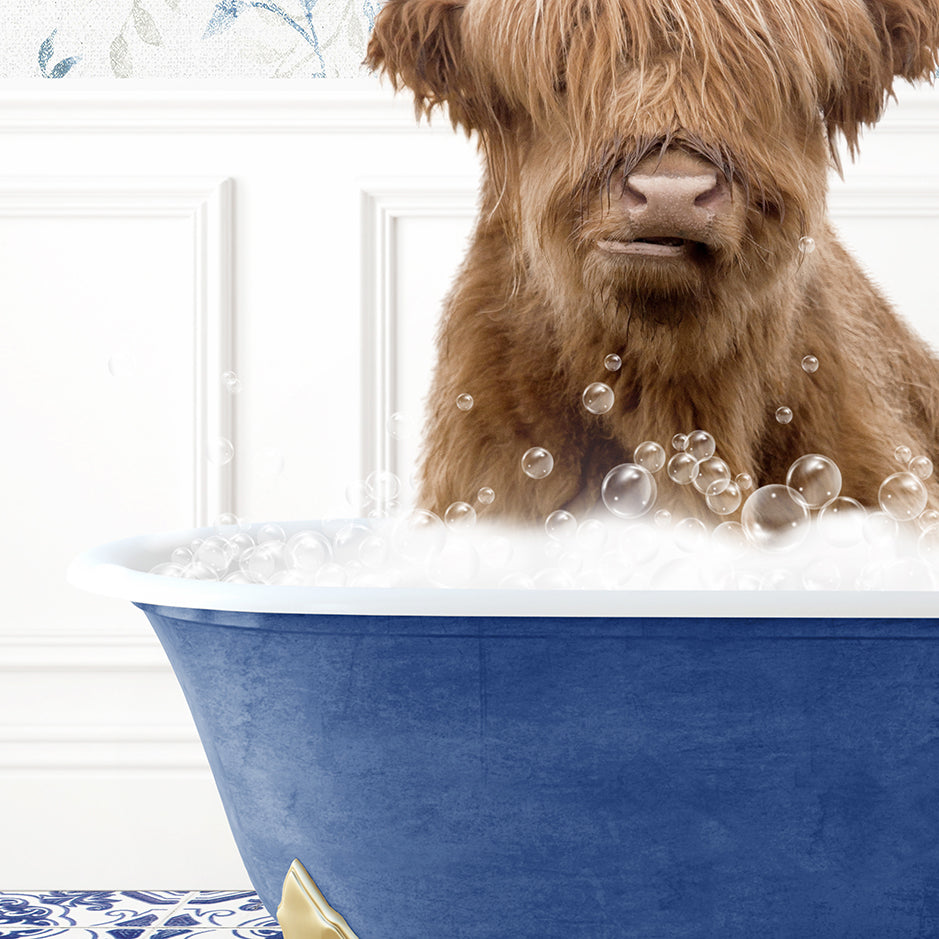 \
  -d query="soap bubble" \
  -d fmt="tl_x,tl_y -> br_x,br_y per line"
817,497 -> 865,546
576,518 -> 608,553
801,355 -> 819,374
345,479 -> 369,510
150,562 -> 185,577
802,557 -> 841,590
785,454 -> 842,509
477,487 -> 495,505
195,535 -> 234,574
387,412 -> 410,439
456,393 -> 474,411
223,570 -> 264,584
706,480 -> 742,515
674,517 -> 708,552
910,455 -> 934,480
180,562 -> 220,581
358,533 -> 390,569
170,546 -> 193,566
582,382 -> 615,414
879,558 -> 934,590
712,521 -> 747,555
333,522 -> 372,563
532,568 -> 575,590
918,509 -> 939,532
239,544 -> 281,580
601,463 -> 657,518
798,236 -> 815,254
221,370 -> 242,394
521,447 -> 554,479
633,440 -> 666,473
207,437 -> 234,465
667,452 -> 698,485
545,509 -> 577,540
741,485 -> 810,550
366,469 -> 400,502
213,512 -> 243,532
878,472 -> 927,521
863,511 -> 898,547
775,406 -> 793,425
685,430 -> 716,461
286,530 -> 331,571
604,354 -> 622,371
671,433 -> 688,451
617,523 -> 661,565
314,563 -> 348,587
735,473 -> 754,491
257,522 -> 286,544
500,572 -> 535,589
392,510 -> 446,561
693,456 -> 731,494
918,526 -> 939,564
894,445 -> 913,465
654,509 -> 672,528
761,568 -> 802,590
444,501 -> 477,530
426,539 -> 480,588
